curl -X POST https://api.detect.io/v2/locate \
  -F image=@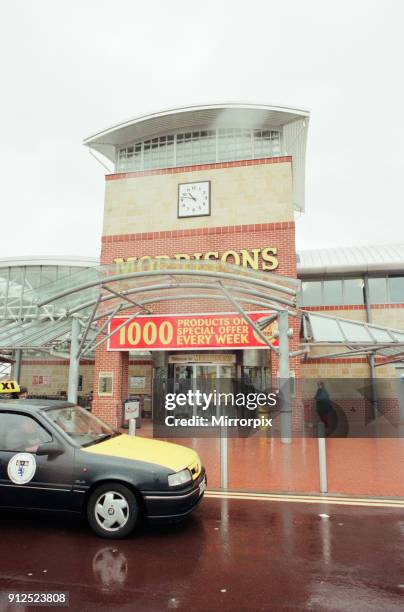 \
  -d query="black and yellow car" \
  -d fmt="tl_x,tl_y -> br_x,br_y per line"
0,397 -> 206,538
